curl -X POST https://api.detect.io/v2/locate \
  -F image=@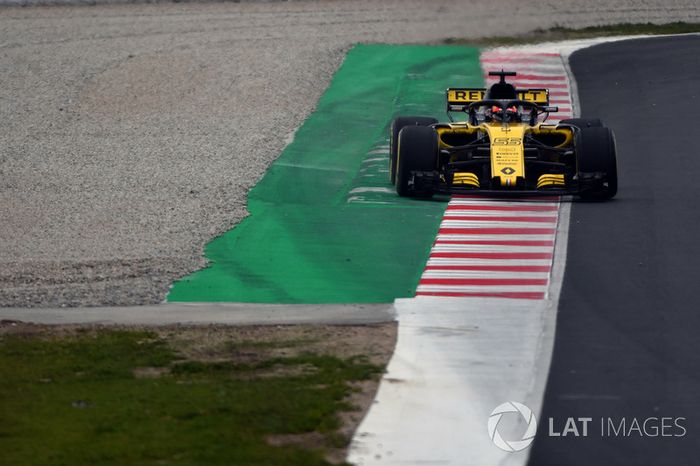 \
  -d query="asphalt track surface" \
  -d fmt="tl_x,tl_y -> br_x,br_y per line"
529,35 -> 700,465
